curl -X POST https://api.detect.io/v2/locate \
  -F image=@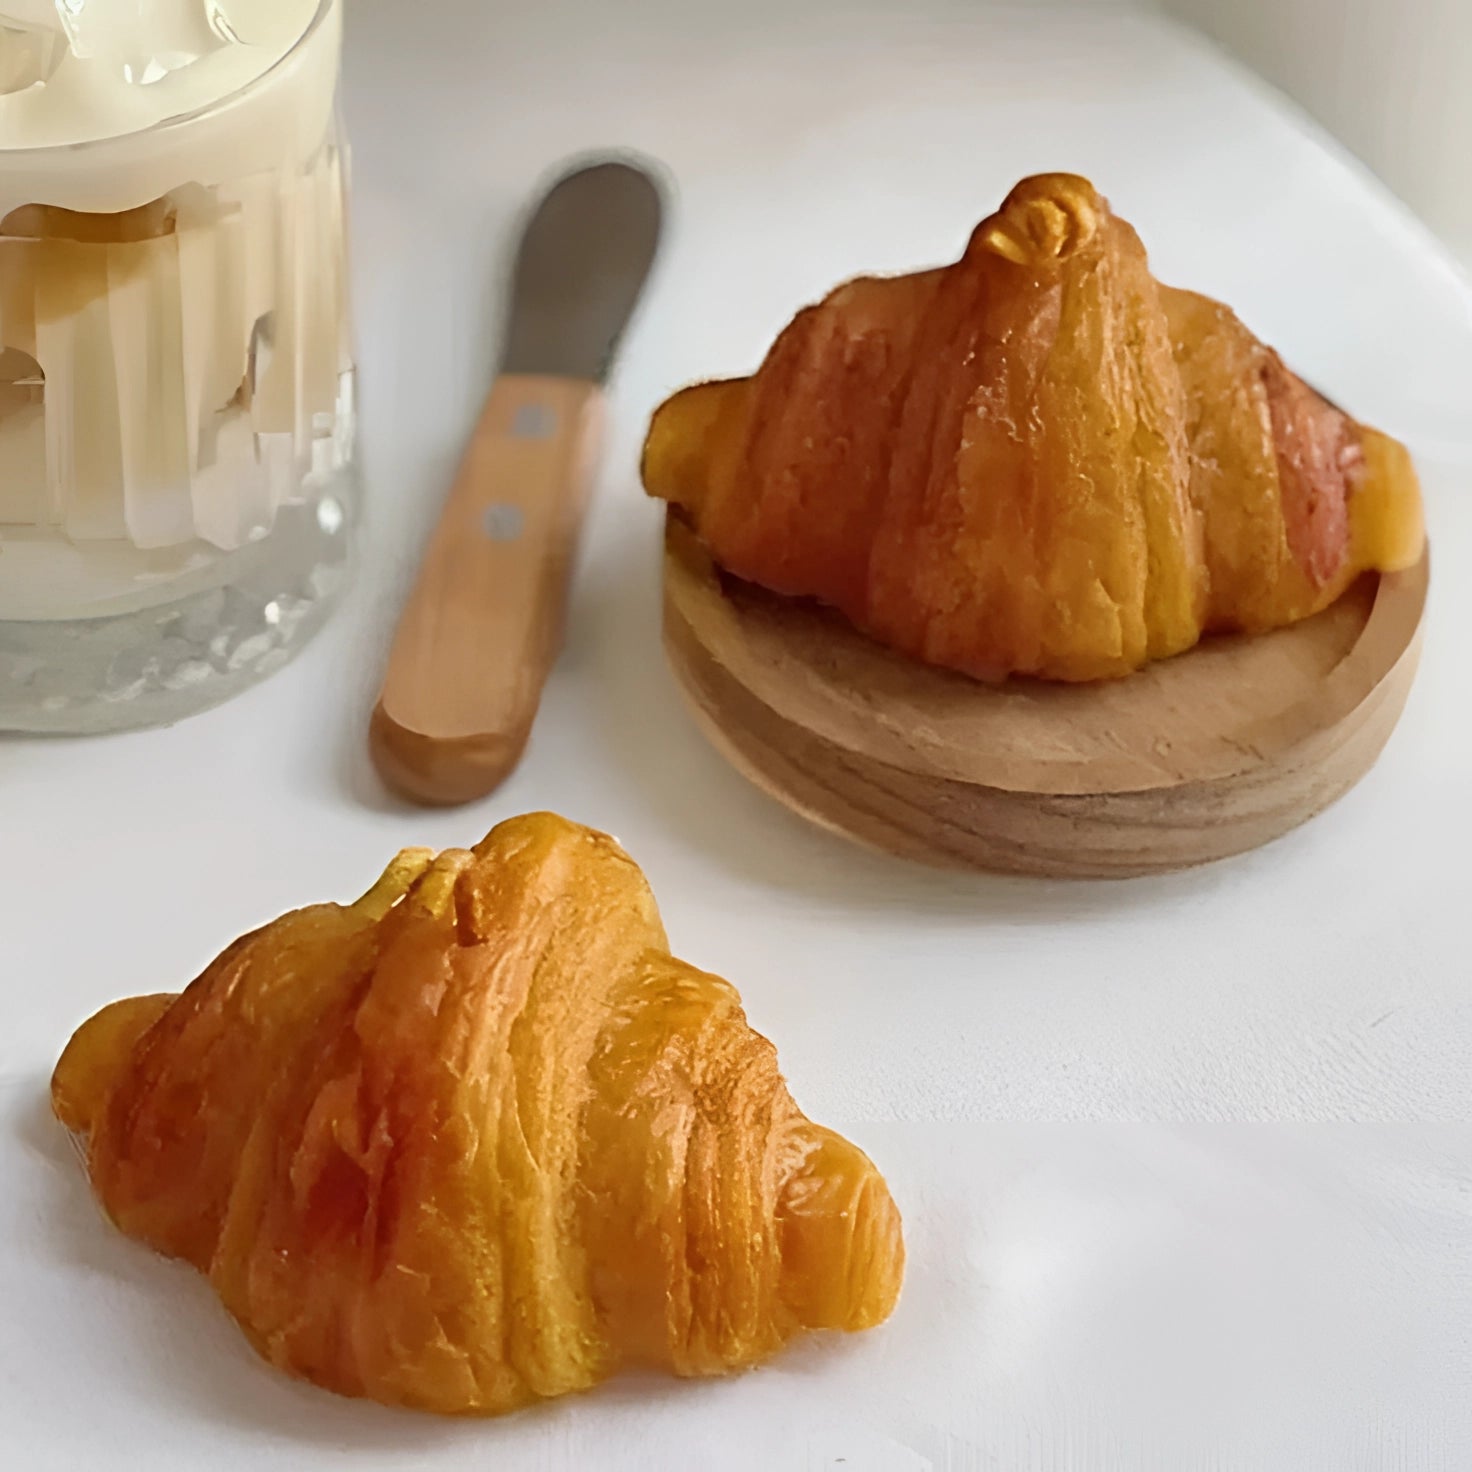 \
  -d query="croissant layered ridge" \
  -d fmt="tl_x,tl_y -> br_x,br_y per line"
52,813 -> 903,1415
643,173 -> 1424,682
